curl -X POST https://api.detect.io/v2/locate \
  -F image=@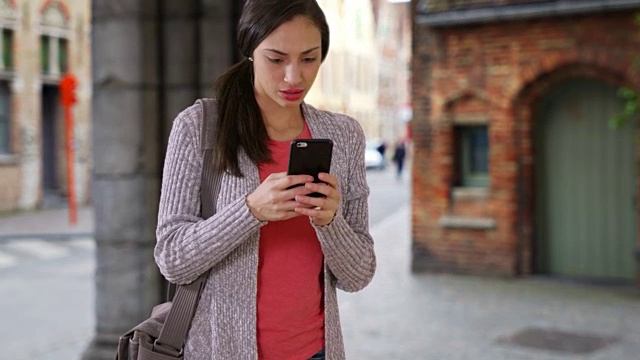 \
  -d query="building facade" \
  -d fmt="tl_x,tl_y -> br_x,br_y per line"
0,0 -> 92,213
412,0 -> 640,285
373,0 -> 412,146
306,0 -> 381,139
